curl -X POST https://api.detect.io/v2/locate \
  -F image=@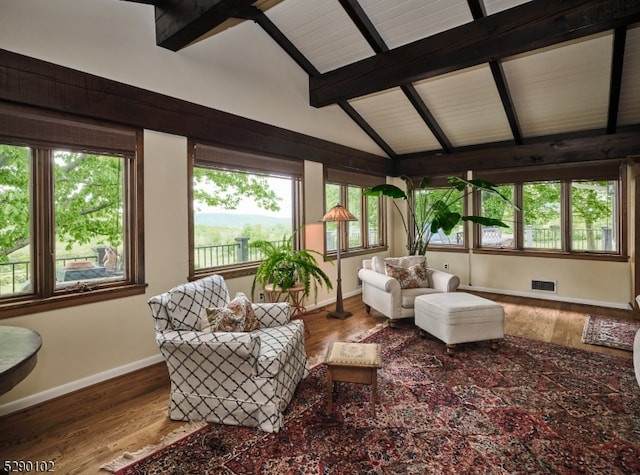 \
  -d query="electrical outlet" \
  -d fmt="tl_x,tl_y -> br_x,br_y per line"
259,292 -> 265,302
443,263 -> 449,270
